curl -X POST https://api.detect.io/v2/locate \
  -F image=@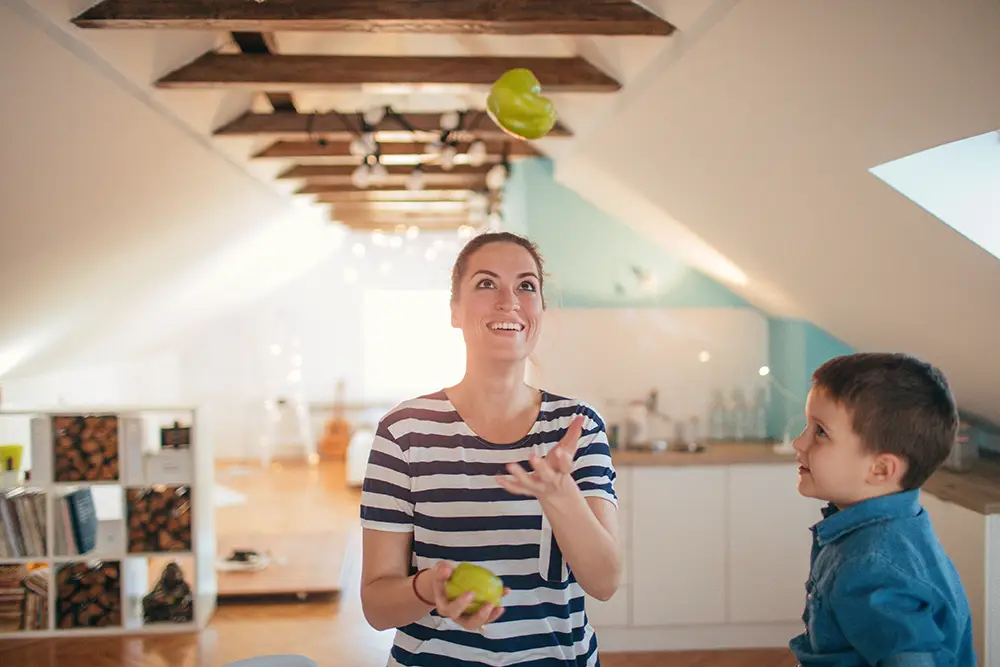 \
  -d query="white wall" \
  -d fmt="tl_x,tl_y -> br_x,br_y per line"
169,230 -> 469,460
560,0 -> 1000,423
1,228 -> 469,460
530,307 -> 768,439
